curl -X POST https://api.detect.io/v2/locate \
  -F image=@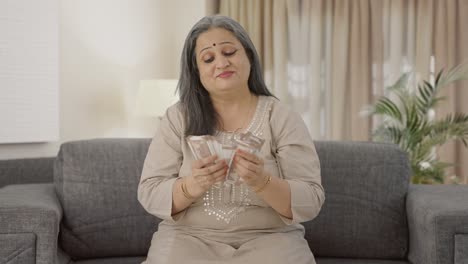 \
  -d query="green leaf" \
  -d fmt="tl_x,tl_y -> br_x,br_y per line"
434,69 -> 443,86
388,73 -> 411,91
373,97 -> 403,123
368,62 -> 468,184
